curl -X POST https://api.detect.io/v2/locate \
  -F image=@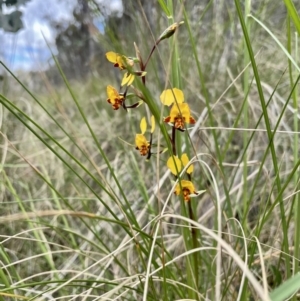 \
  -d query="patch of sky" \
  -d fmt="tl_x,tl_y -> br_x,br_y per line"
0,0 -> 123,71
